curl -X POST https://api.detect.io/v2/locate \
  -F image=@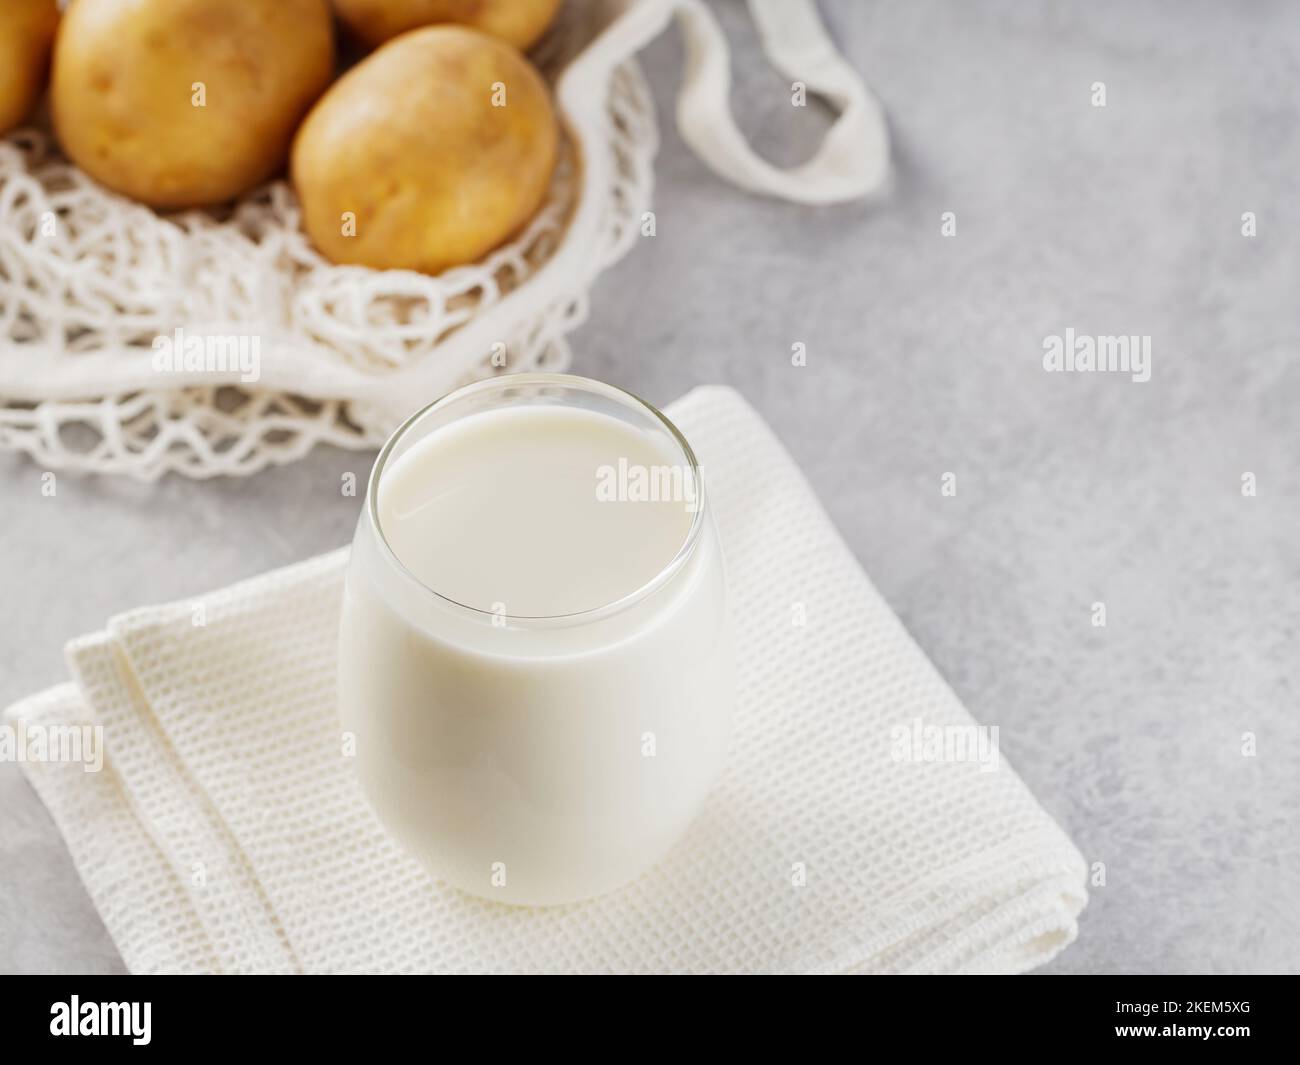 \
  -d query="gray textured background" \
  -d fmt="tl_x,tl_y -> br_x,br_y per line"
3,0 -> 1298,974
